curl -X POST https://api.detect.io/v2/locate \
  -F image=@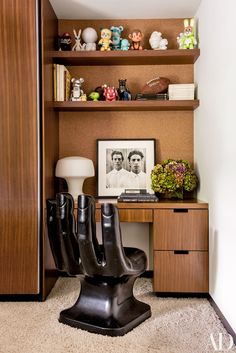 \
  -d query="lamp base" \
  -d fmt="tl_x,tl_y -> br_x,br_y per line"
66,178 -> 85,199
